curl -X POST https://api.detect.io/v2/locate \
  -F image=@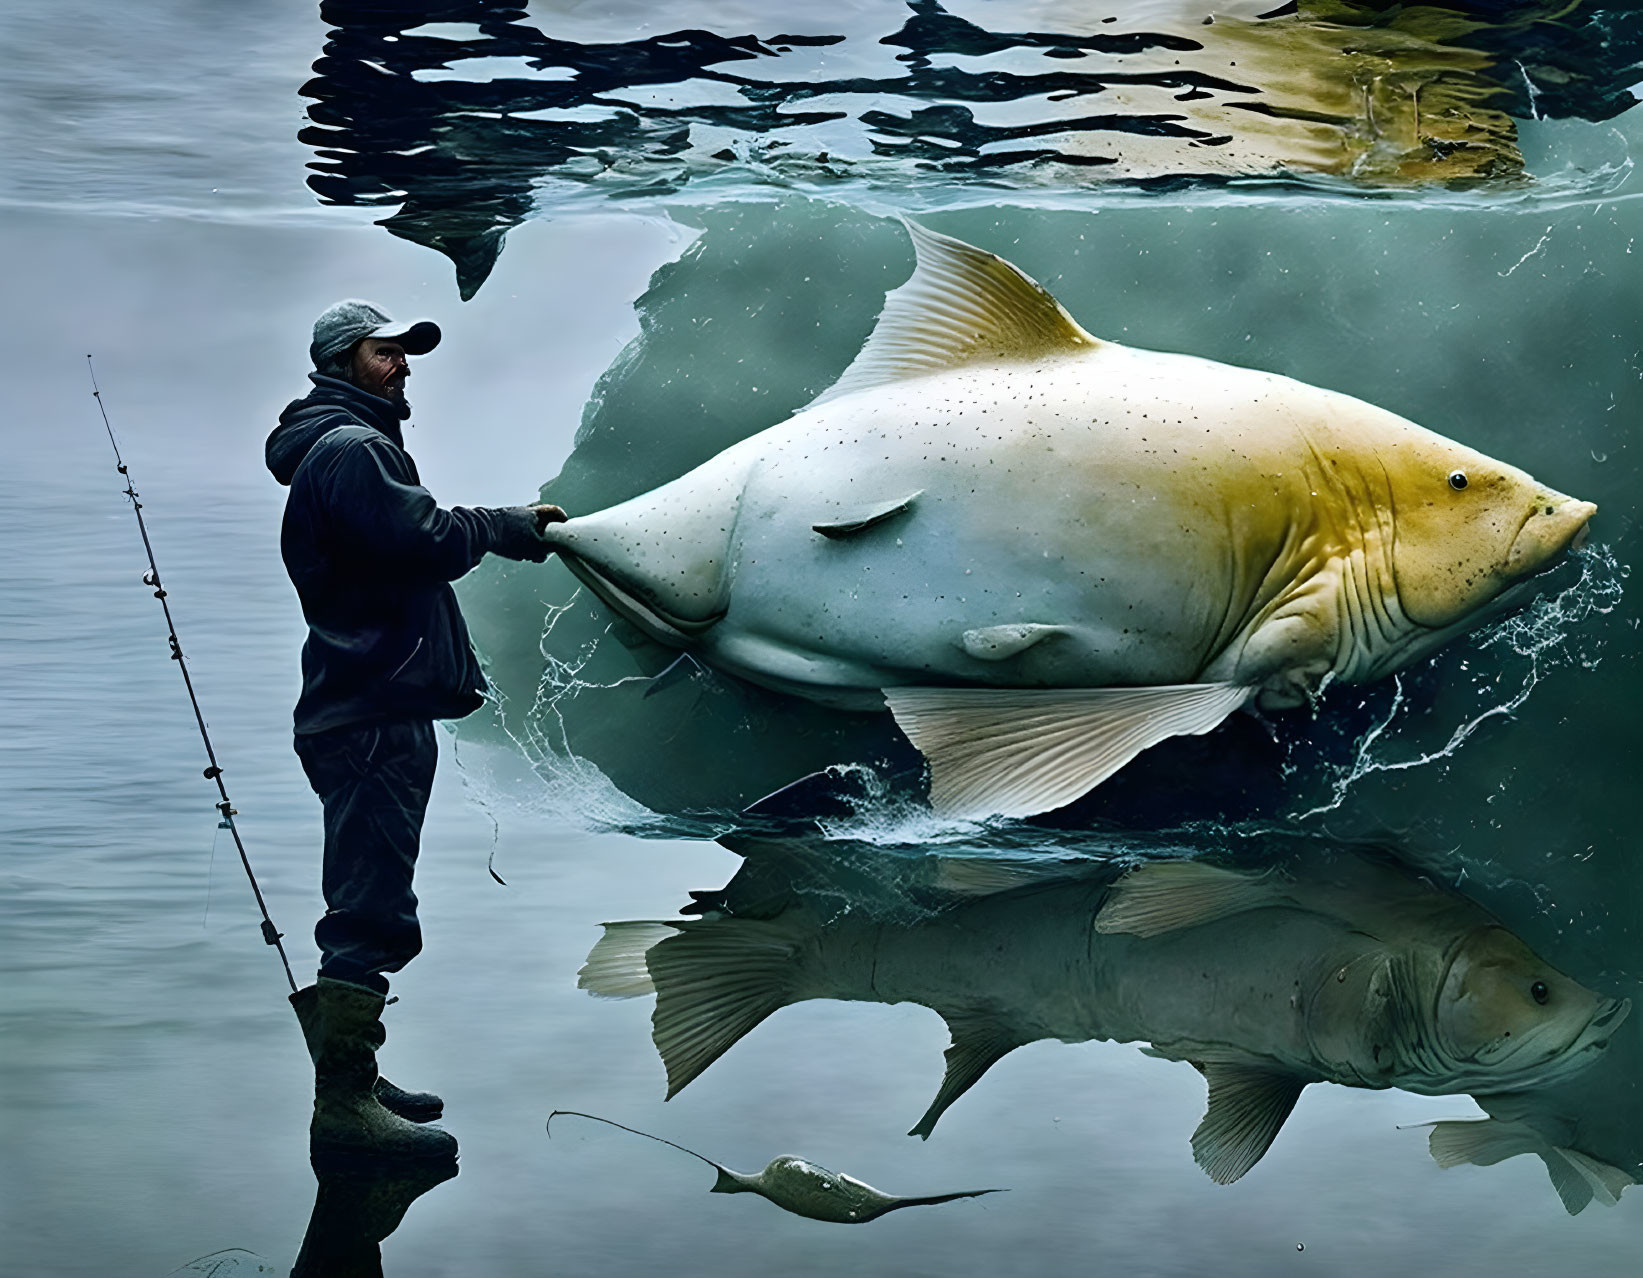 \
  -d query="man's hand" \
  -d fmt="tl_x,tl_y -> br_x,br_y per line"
530,504 -> 568,534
